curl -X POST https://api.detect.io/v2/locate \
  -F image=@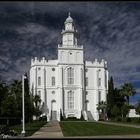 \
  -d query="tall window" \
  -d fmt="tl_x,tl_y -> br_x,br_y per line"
38,90 -> 41,97
52,76 -> 55,86
85,77 -> 88,86
98,78 -> 101,87
67,67 -> 74,85
68,34 -> 73,45
68,91 -> 74,109
38,76 -> 41,86
99,91 -> 101,103
105,72 -> 107,88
